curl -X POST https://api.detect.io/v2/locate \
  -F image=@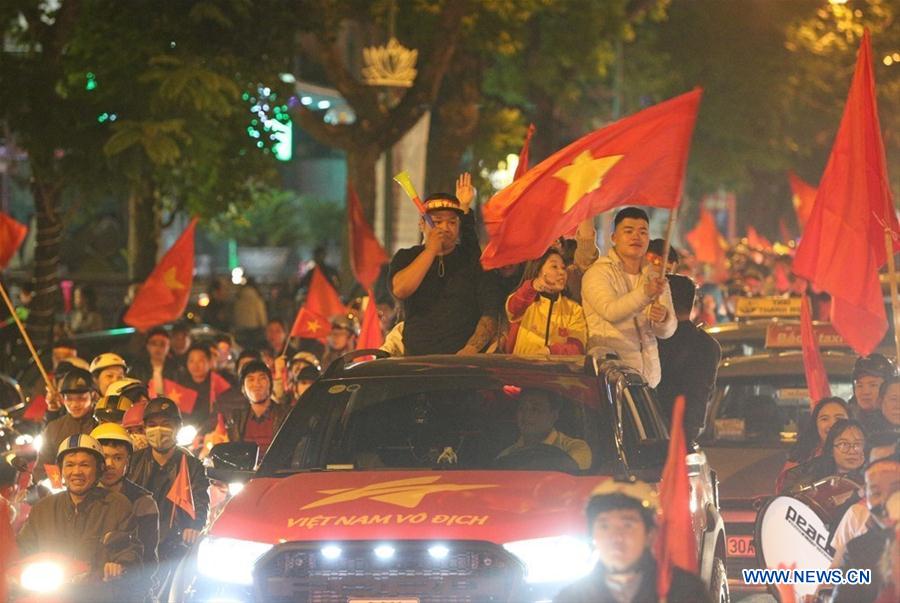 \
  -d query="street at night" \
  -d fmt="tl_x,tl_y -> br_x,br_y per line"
1,1 -> 900,602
